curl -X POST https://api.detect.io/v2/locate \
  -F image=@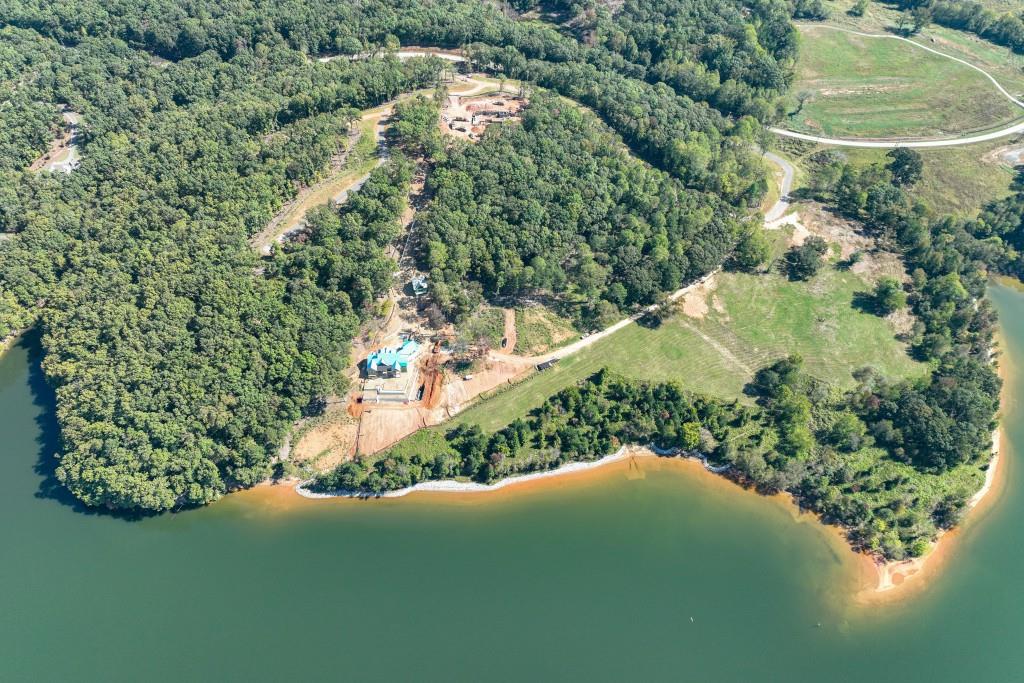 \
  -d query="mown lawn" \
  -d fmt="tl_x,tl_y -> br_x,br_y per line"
447,266 -> 925,432
790,25 -> 1021,138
